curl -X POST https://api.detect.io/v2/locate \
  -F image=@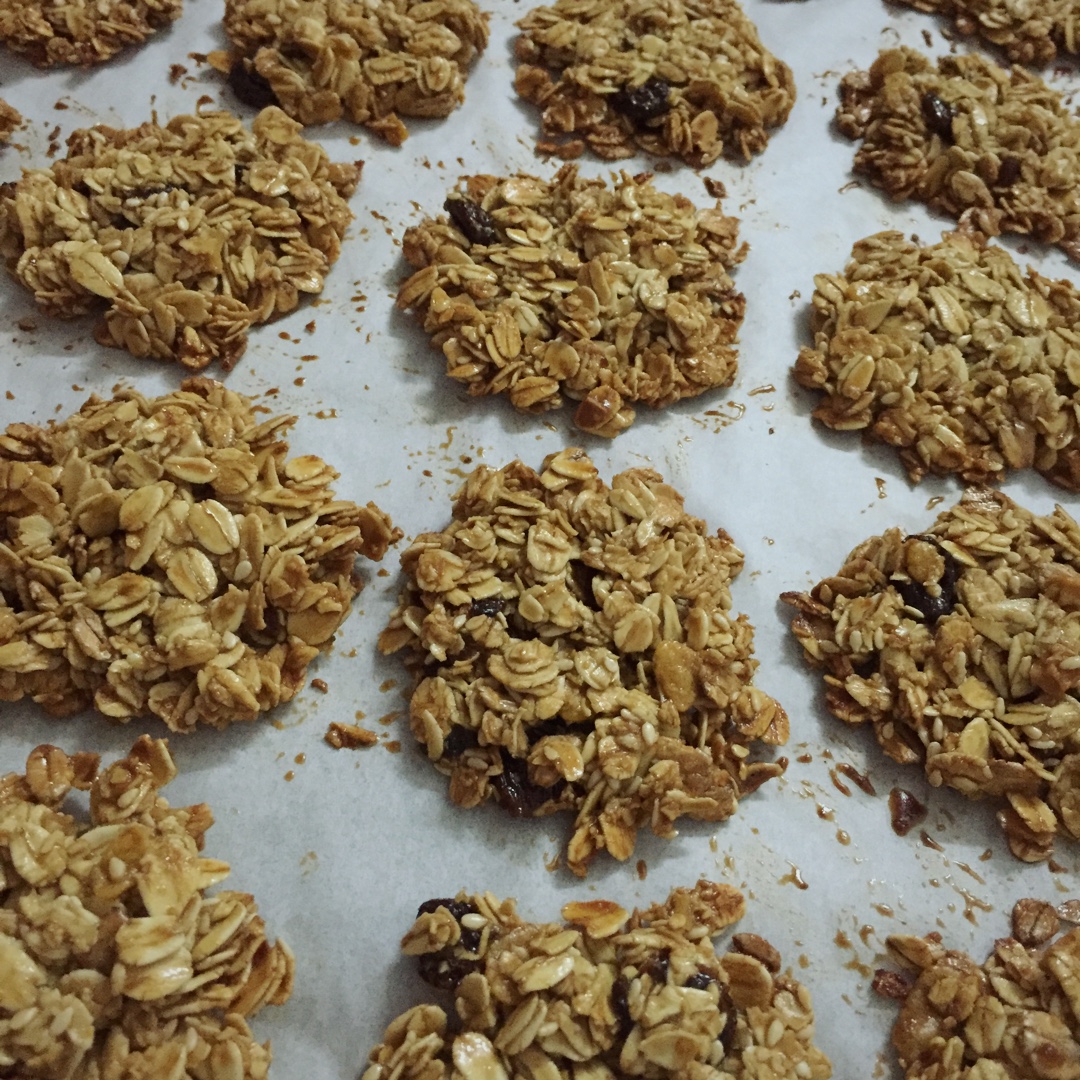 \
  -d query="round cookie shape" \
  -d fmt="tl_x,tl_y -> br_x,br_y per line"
364,882 -> 832,1080
875,898 -> 1080,1080
837,47 -> 1080,262
0,0 -> 181,67
514,0 -> 796,166
784,487 -> 1080,863
0,106 -> 359,369
0,379 -> 400,730
892,0 -> 1077,66
220,0 -> 490,144
794,229 -> 1080,492
379,449 -> 788,876
0,98 -> 20,144
398,165 -> 747,437
0,736 -> 293,1078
